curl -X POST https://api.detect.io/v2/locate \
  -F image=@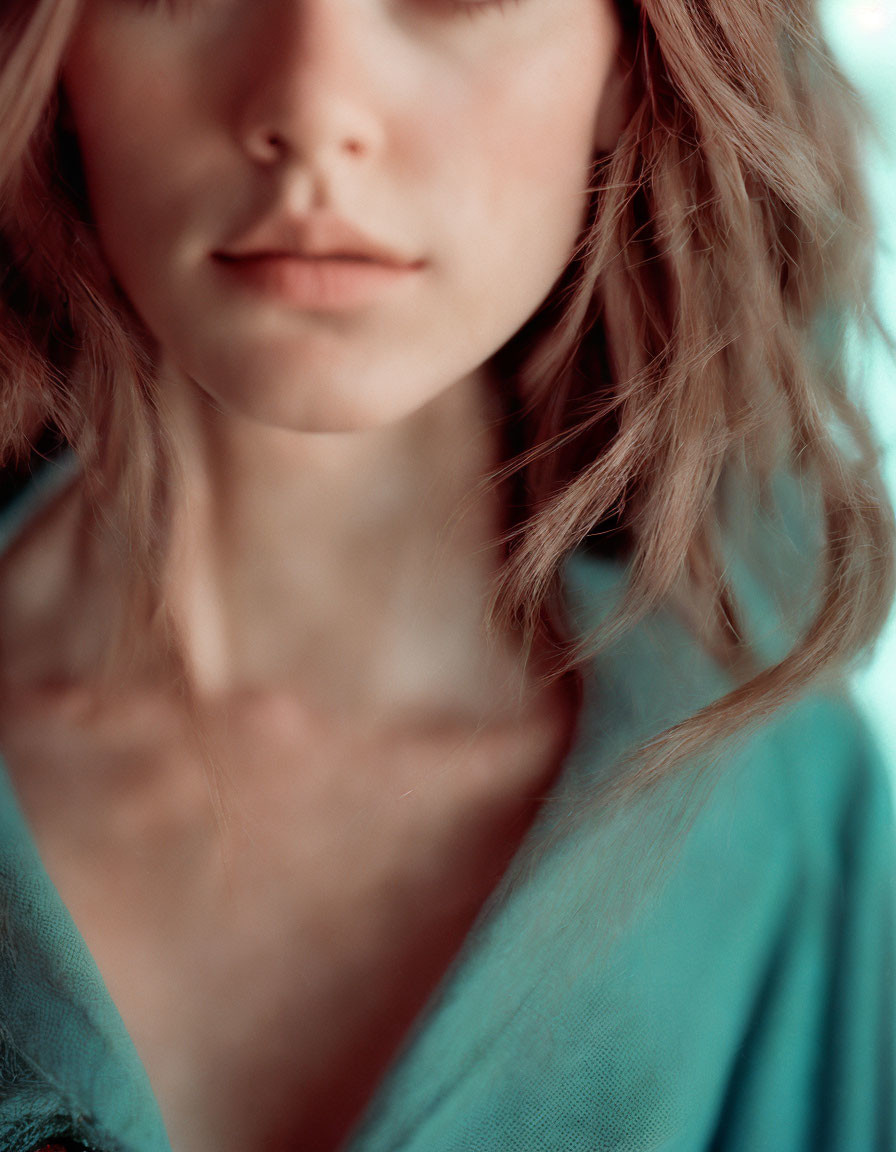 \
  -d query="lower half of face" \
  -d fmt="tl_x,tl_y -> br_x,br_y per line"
60,0 -> 624,435
115,191 -> 591,435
